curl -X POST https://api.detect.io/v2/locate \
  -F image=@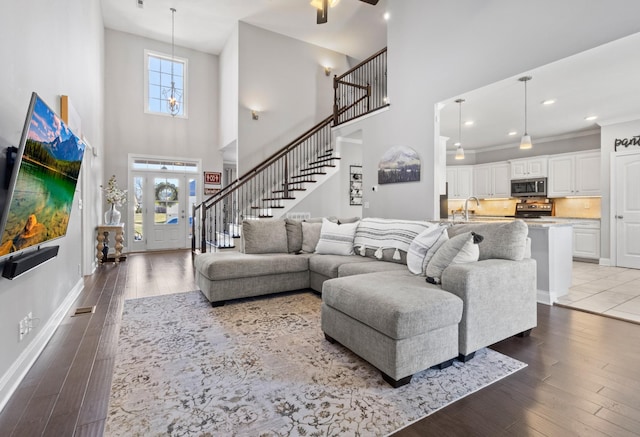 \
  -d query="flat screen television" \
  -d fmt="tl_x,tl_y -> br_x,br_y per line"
0,93 -> 85,261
